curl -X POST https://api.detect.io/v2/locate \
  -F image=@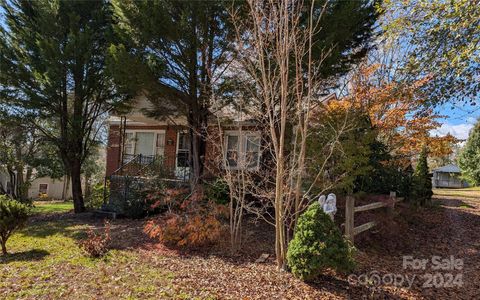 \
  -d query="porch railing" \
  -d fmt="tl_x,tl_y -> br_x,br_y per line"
102,154 -> 190,214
